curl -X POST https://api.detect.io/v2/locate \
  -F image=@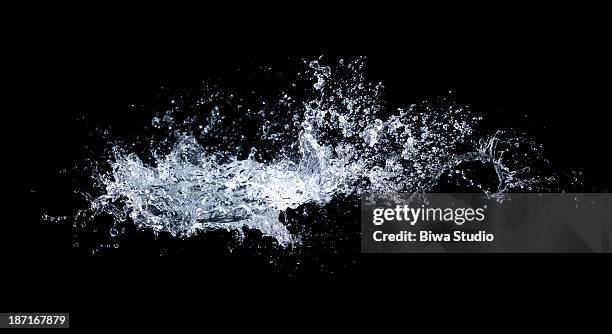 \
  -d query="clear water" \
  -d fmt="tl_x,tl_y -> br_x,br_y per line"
52,58 -> 549,246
